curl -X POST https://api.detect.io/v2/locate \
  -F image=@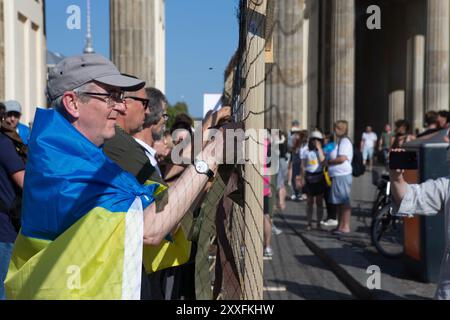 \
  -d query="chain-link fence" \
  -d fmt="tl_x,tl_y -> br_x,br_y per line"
193,0 -> 275,300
